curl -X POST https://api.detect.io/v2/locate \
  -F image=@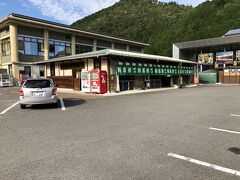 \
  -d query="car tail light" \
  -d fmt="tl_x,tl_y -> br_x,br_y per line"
19,88 -> 24,96
52,88 -> 57,95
